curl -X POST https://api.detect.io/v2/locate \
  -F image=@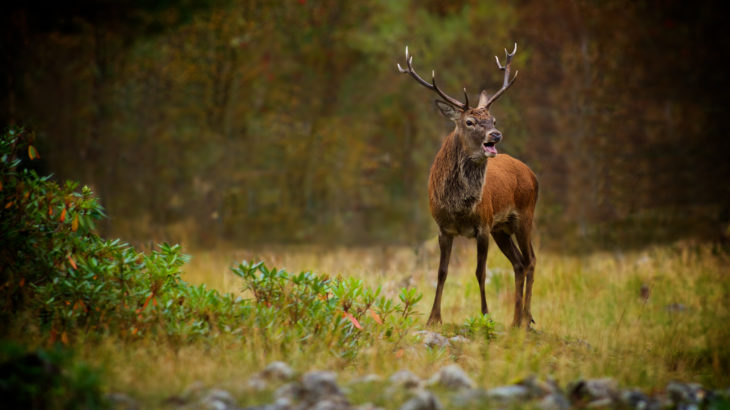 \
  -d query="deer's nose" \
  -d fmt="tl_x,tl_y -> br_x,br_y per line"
488,130 -> 502,143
